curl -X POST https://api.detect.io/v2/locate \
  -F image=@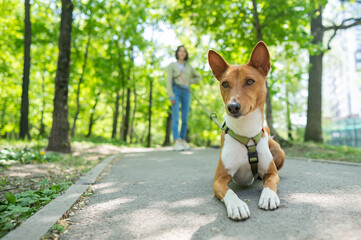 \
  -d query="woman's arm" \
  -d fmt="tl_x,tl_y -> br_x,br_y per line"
166,63 -> 175,100
190,66 -> 201,84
